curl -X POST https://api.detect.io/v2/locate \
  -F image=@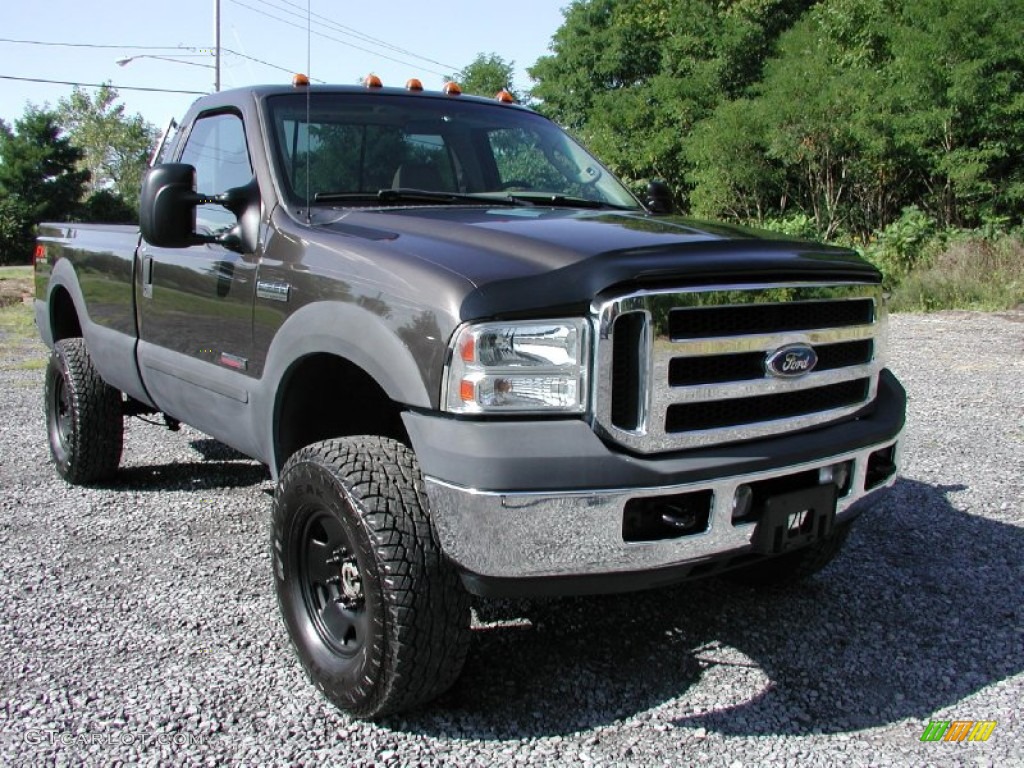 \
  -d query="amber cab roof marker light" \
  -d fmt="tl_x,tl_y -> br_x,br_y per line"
364,73 -> 383,88
495,90 -> 515,104
443,81 -> 462,96
292,73 -> 310,87
405,78 -> 424,92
